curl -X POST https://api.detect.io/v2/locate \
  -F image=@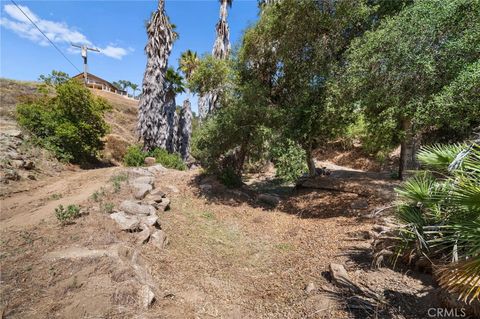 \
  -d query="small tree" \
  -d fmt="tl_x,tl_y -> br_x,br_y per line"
17,79 -> 111,163
340,0 -> 480,179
